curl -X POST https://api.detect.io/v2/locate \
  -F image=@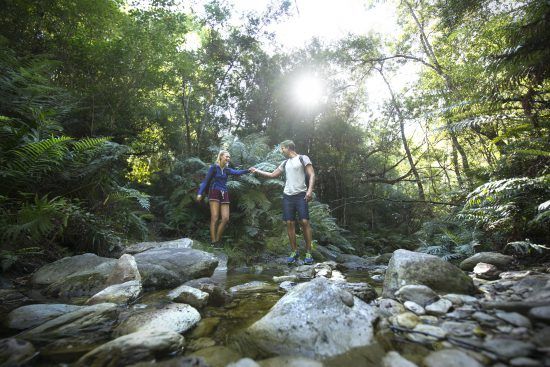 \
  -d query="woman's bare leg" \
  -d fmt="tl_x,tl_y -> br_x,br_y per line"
209,200 -> 220,242
216,204 -> 230,242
